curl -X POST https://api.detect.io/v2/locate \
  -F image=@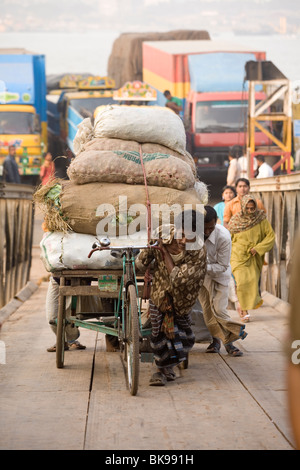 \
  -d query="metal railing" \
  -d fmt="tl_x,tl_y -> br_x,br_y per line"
250,172 -> 300,301
0,183 -> 34,308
